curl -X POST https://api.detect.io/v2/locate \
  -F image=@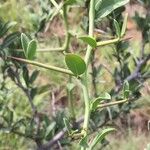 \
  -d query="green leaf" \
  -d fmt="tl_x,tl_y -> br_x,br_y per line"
64,0 -> 76,5
27,40 -> 37,60
2,32 -> 20,48
7,110 -> 14,126
121,13 -> 128,37
114,19 -> 121,37
123,80 -> 130,99
29,70 -> 39,84
65,54 -> 86,76
79,136 -> 89,148
22,66 -> 29,87
95,0 -> 103,11
95,0 -> 129,21
78,36 -> 97,48
88,128 -> 116,150
30,88 -> 37,99
91,93 -> 111,111
21,33 -> 30,55
45,122 -> 56,140
36,84 -> 51,94
63,118 -> 72,134
0,21 -> 17,38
